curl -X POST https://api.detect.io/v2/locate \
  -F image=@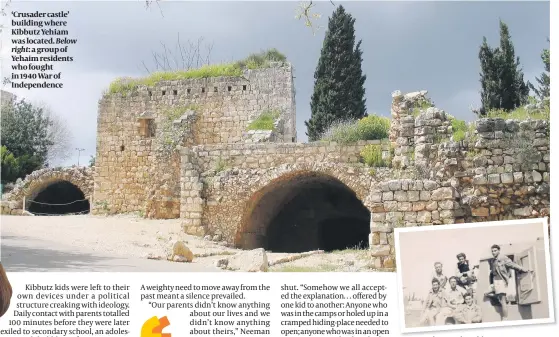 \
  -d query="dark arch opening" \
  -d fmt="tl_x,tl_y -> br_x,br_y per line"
28,181 -> 90,215
237,171 -> 370,253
